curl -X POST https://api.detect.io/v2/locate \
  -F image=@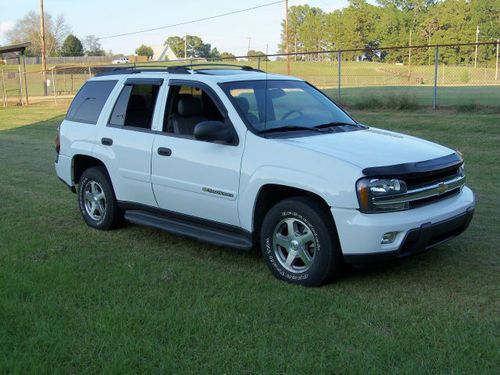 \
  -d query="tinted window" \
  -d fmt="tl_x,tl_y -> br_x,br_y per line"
109,84 -> 160,129
66,80 -> 117,124
163,85 -> 225,136
222,80 -> 355,132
